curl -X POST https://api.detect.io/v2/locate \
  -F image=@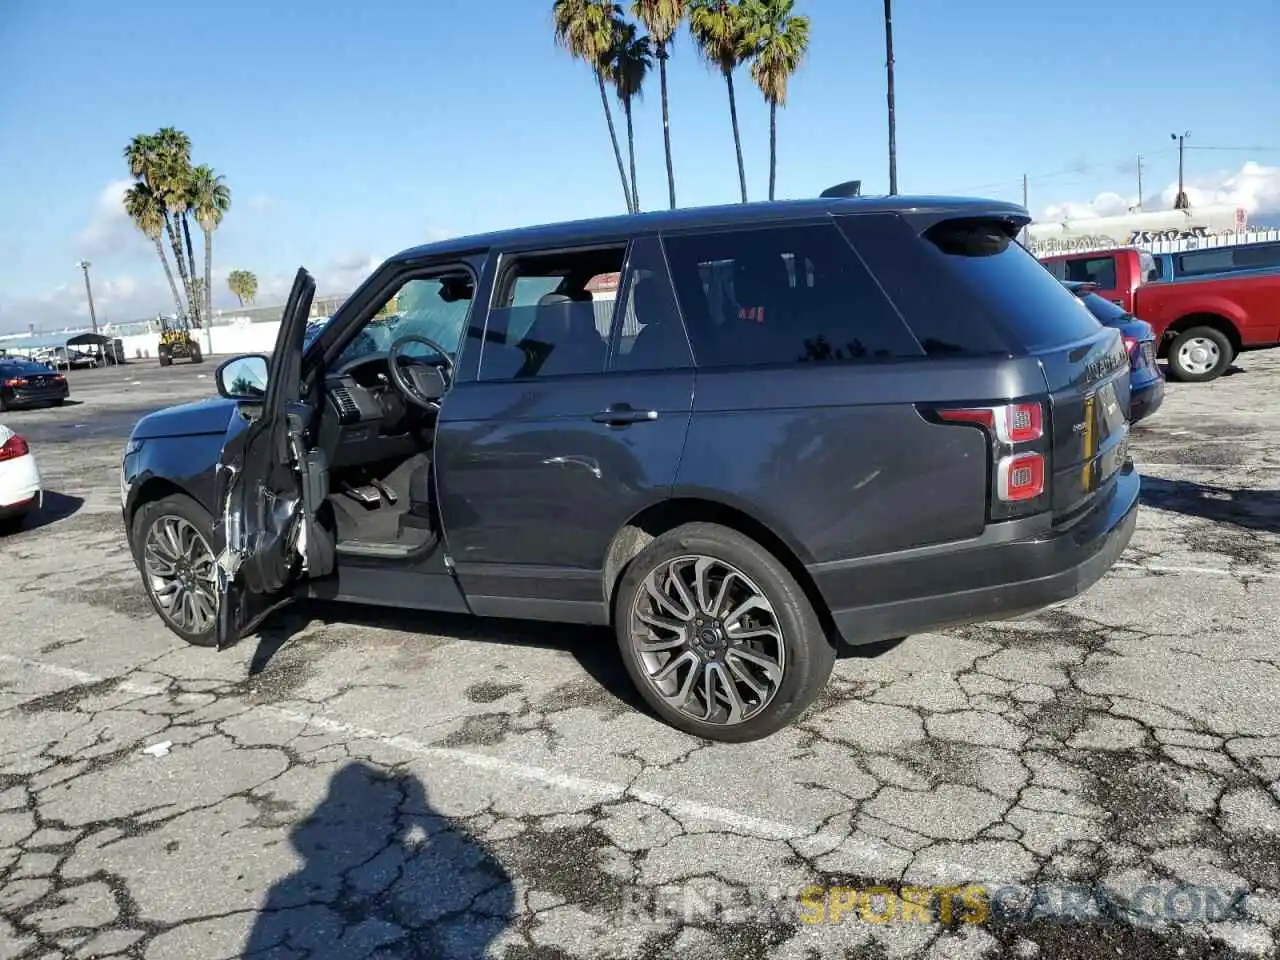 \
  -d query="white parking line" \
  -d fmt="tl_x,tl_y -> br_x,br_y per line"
0,653 -> 923,877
